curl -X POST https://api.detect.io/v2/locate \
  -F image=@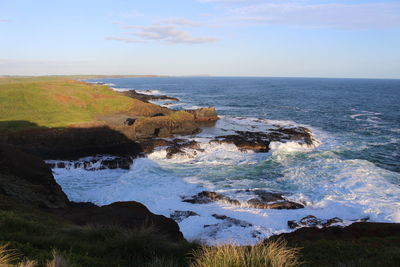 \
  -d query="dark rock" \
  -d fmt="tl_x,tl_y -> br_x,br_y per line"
119,90 -> 179,103
213,126 -> 315,152
151,113 -> 166,117
186,107 -> 219,122
288,215 -> 344,229
0,126 -> 143,160
247,198 -> 304,209
213,131 -> 271,152
166,139 -> 204,159
53,201 -> 184,241
170,210 -> 199,223
47,156 -> 134,170
0,145 -> 69,208
244,190 -> 304,210
124,118 -> 136,126
212,214 -> 252,227
269,222 -> 400,242
182,191 -> 241,206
